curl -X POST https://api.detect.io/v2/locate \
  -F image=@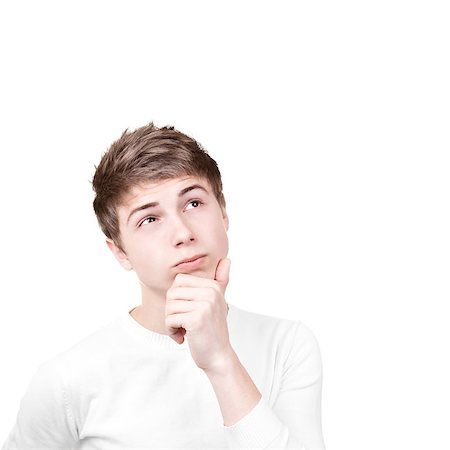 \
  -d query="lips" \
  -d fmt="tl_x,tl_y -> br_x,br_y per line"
174,254 -> 206,267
